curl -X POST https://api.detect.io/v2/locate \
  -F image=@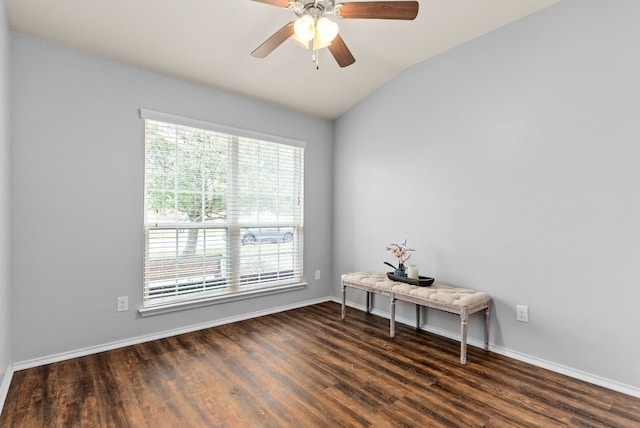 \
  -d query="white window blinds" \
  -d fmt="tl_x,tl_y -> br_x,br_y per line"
142,110 -> 304,308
